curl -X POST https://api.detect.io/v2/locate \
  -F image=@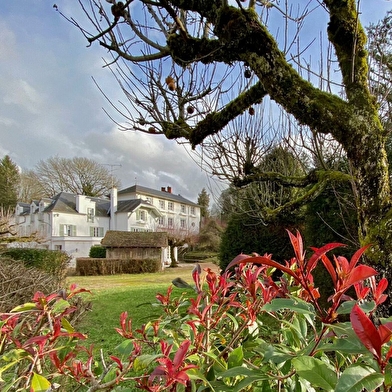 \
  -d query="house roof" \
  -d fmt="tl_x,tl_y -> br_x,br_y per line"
43,192 -> 110,216
118,185 -> 199,207
116,199 -> 163,217
101,230 -> 168,248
